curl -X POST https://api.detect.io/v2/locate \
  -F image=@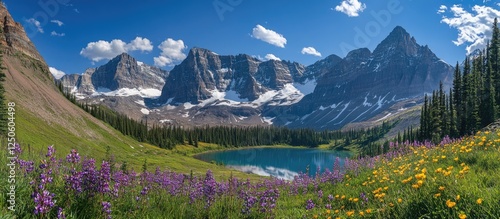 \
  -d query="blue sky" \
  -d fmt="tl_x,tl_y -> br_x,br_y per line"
4,0 -> 500,77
